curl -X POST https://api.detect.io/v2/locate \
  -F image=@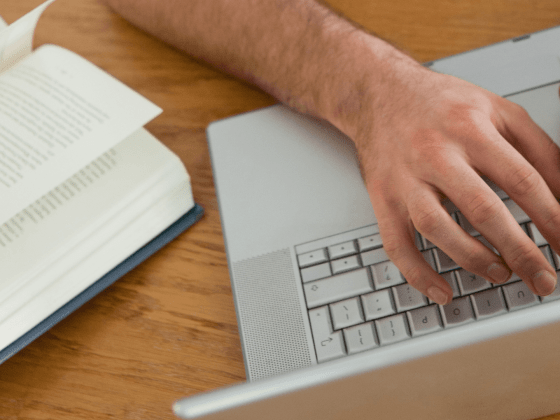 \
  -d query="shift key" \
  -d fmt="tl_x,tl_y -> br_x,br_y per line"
304,268 -> 374,308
